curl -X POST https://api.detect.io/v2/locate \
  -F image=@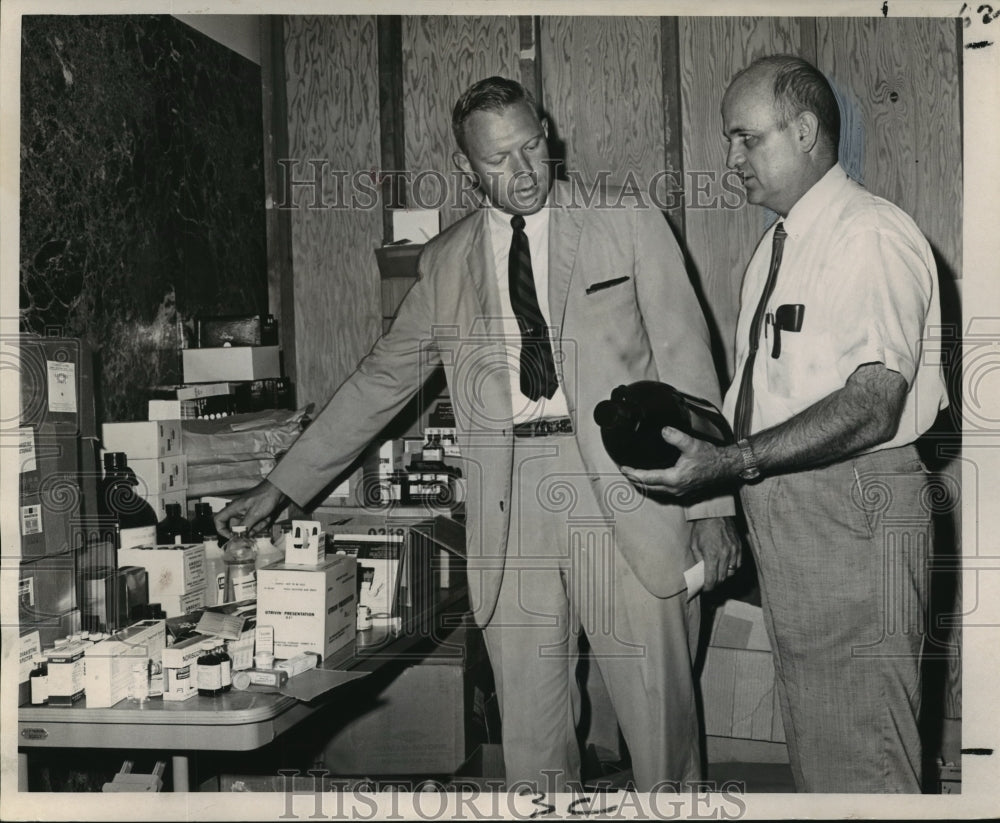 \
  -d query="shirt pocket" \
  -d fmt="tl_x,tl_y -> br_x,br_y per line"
763,326 -> 838,402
